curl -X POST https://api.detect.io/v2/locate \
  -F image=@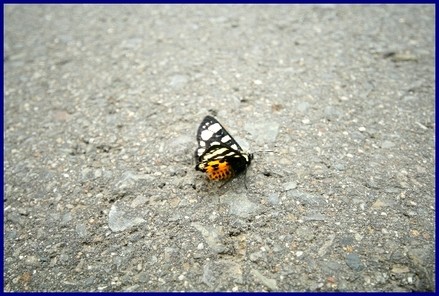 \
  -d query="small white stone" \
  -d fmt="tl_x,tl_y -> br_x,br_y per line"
355,233 -> 363,241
